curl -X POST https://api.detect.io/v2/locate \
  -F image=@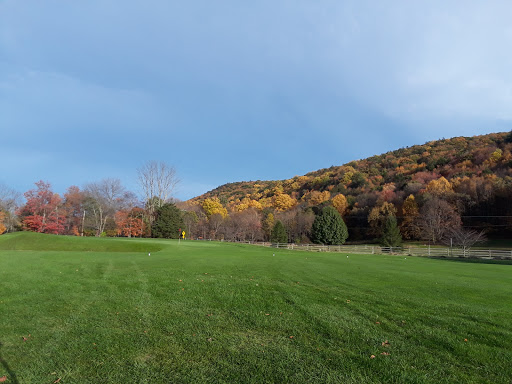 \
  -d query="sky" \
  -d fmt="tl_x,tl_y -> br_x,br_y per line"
1,1 -> 511,201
